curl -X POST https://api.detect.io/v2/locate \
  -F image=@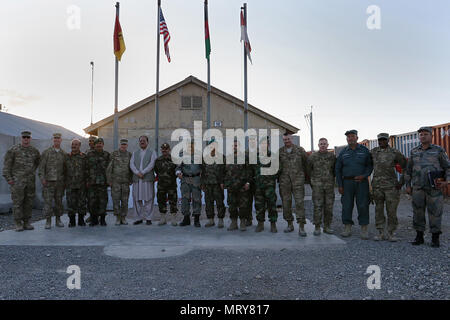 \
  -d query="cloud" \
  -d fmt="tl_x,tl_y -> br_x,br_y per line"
0,89 -> 41,107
